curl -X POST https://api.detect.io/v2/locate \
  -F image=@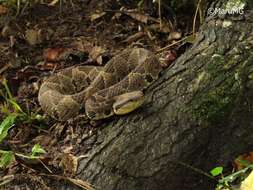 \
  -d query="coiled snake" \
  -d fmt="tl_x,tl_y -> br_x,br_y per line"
38,48 -> 162,121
